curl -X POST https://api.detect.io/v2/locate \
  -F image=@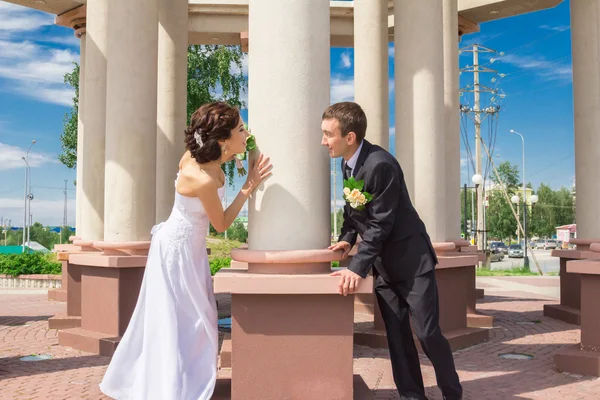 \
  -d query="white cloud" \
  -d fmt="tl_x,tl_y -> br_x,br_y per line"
539,25 -> 570,32
330,75 -> 354,103
0,39 -> 38,59
230,52 -> 249,76
331,199 -> 346,208
0,197 -> 76,227
340,51 -> 352,69
500,54 -> 572,82
0,142 -> 58,171
0,39 -> 78,106
36,35 -> 81,48
0,2 -> 54,33
388,44 -> 394,58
